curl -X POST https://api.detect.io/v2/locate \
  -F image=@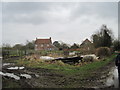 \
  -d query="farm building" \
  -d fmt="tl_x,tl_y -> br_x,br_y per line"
35,37 -> 56,51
